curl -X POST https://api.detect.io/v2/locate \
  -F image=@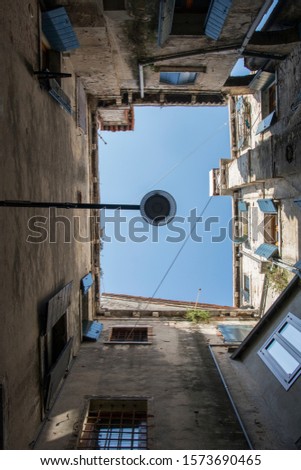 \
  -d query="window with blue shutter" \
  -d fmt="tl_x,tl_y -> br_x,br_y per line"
82,321 -> 103,342
255,243 -> 278,260
255,111 -> 275,135
160,72 -> 197,85
257,199 -> 277,214
238,201 -> 248,212
157,0 -> 176,46
42,7 -> 79,52
204,0 -> 233,40
81,273 -> 93,295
